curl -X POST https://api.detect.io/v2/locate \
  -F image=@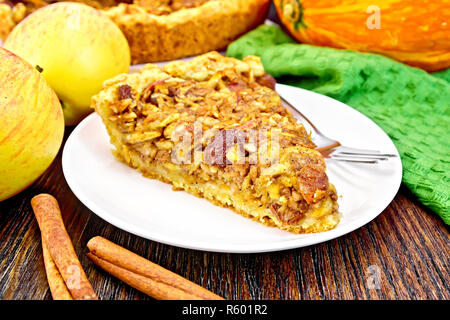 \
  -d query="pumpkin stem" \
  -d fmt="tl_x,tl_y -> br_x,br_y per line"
281,0 -> 306,30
